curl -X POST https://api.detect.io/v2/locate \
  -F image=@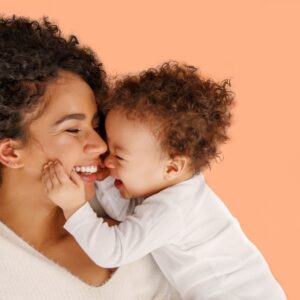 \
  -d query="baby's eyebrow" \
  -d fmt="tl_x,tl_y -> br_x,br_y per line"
107,137 -> 129,155
115,145 -> 128,154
